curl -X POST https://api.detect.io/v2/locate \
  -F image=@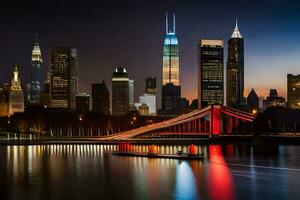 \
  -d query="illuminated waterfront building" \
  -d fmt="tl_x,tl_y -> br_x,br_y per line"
27,35 -> 43,105
162,13 -> 181,114
226,20 -> 245,108
76,93 -> 90,113
287,74 -> 300,109
9,65 -> 24,115
198,39 -> 224,108
49,47 -> 78,109
92,81 -> 110,114
112,67 -> 130,115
